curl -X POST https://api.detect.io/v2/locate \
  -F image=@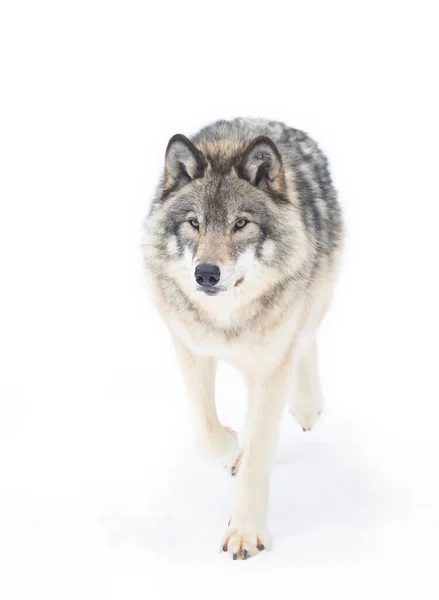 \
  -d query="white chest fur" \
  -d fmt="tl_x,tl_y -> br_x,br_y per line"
165,295 -> 305,373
